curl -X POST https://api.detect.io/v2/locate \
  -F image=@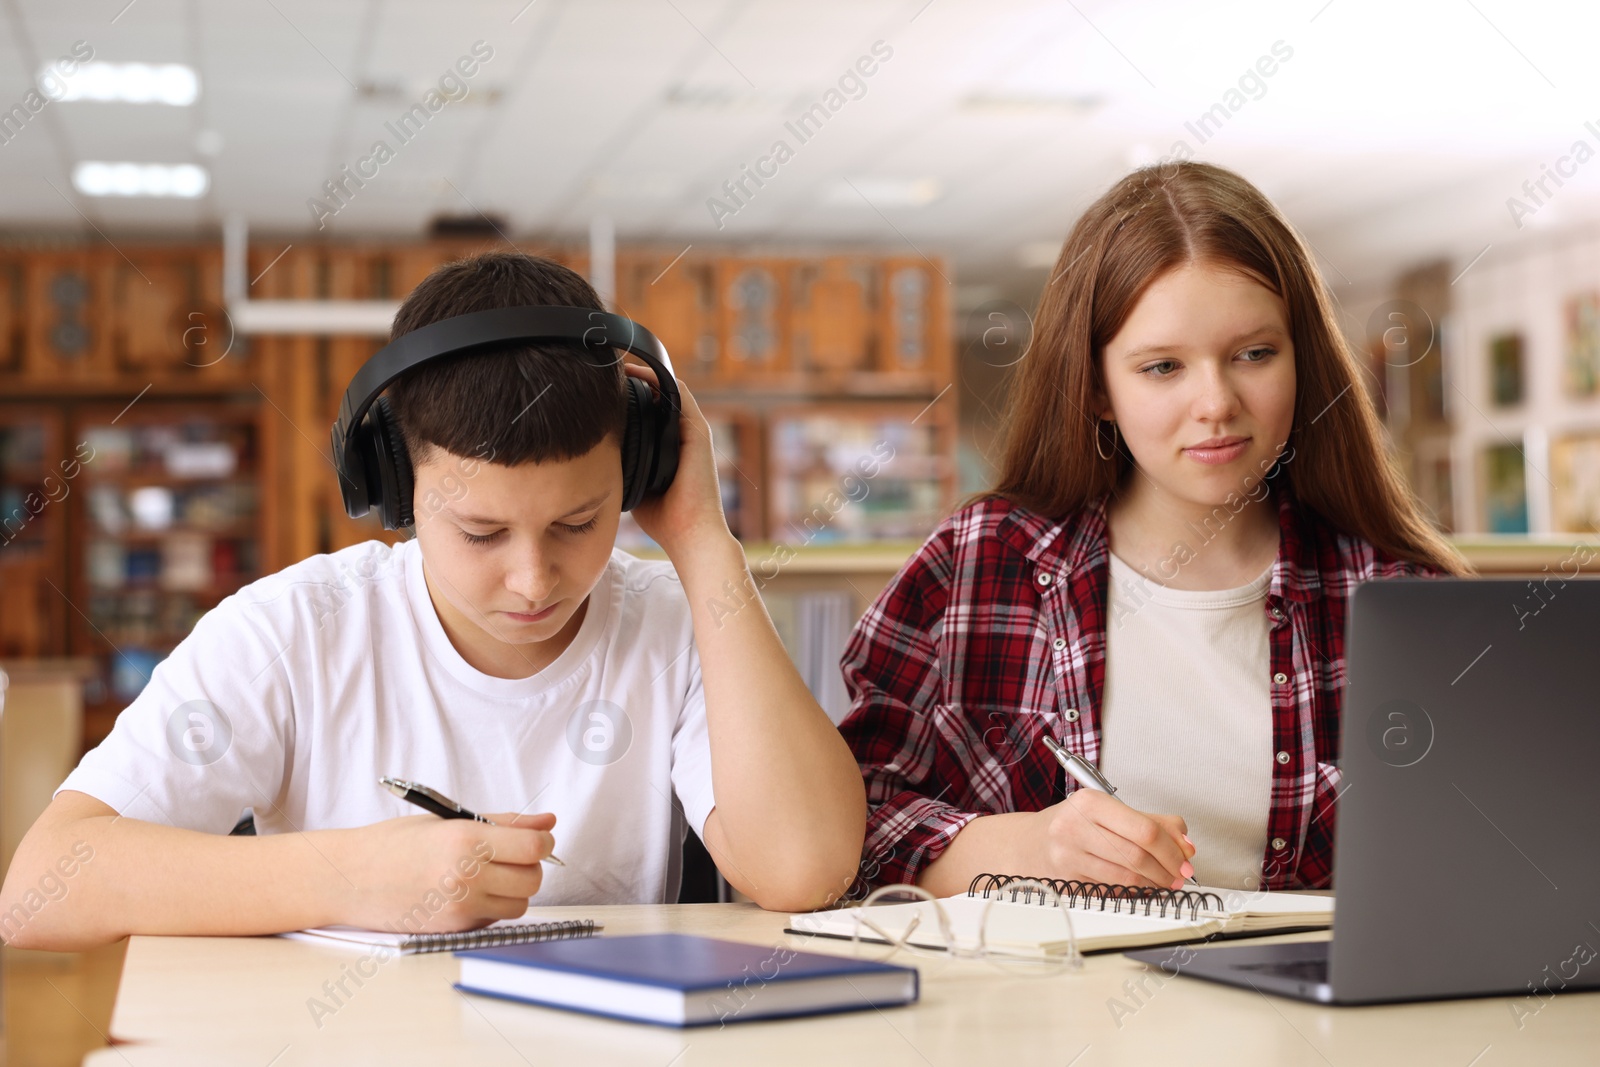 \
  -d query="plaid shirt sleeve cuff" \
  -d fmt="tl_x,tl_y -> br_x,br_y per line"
852,792 -> 982,893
